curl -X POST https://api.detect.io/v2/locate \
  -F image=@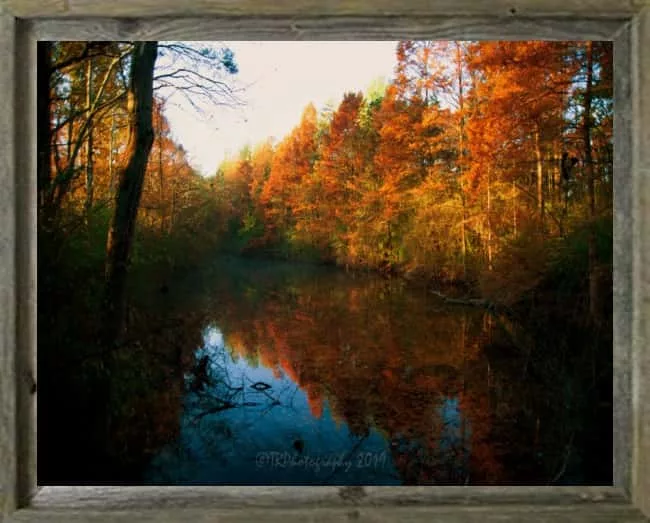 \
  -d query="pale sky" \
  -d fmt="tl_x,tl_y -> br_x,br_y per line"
159,41 -> 399,176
